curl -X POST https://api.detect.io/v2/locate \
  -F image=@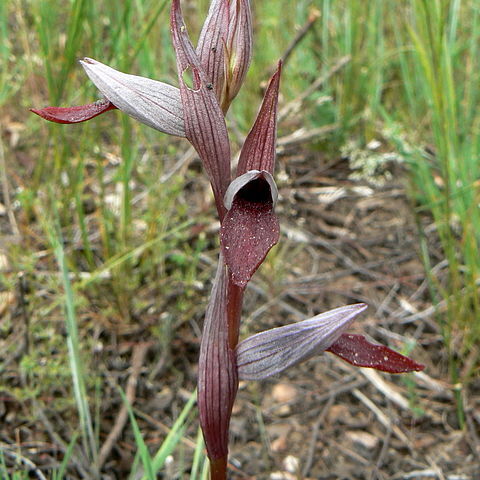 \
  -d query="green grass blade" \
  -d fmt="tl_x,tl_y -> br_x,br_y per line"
131,0 -> 169,61
46,210 -> 98,473
149,389 -> 197,476
119,389 -> 155,480
52,434 -> 78,480
190,427 -> 205,480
